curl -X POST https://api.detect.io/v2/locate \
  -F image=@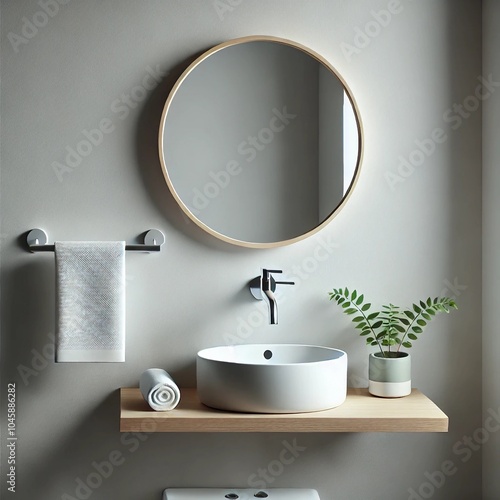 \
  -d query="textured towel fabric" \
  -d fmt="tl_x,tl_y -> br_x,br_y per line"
139,369 -> 181,411
55,241 -> 125,362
